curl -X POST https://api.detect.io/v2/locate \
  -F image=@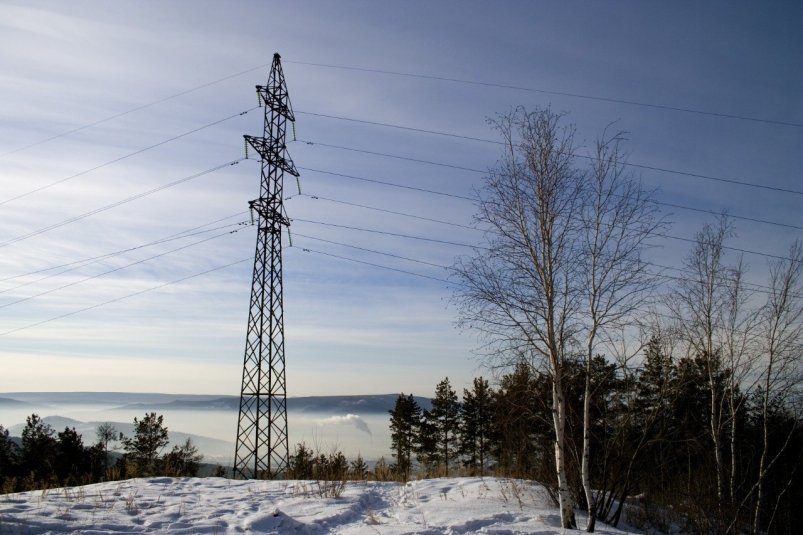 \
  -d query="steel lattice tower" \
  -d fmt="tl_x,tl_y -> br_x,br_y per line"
234,53 -> 298,479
